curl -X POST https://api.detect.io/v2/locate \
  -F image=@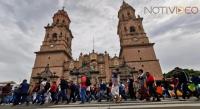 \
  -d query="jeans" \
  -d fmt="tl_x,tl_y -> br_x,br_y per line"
69,91 -> 76,102
20,93 -> 29,104
120,90 -> 127,100
163,88 -> 171,97
80,87 -> 87,103
51,92 -> 57,102
57,89 -> 68,102
38,91 -> 46,104
13,93 -> 21,105
98,90 -> 105,101
32,92 -> 40,104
